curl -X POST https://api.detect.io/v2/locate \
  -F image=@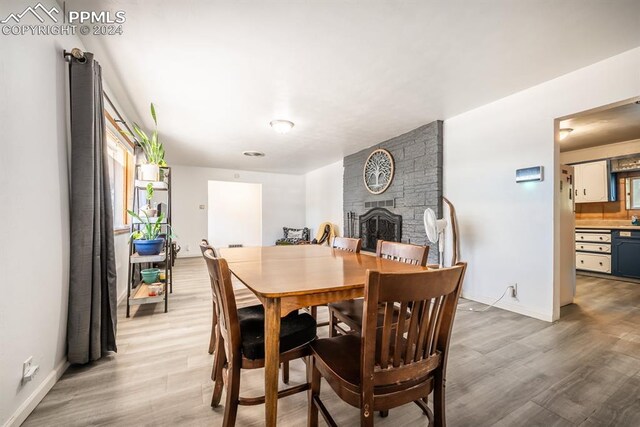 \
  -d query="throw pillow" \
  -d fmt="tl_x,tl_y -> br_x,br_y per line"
287,229 -> 304,239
